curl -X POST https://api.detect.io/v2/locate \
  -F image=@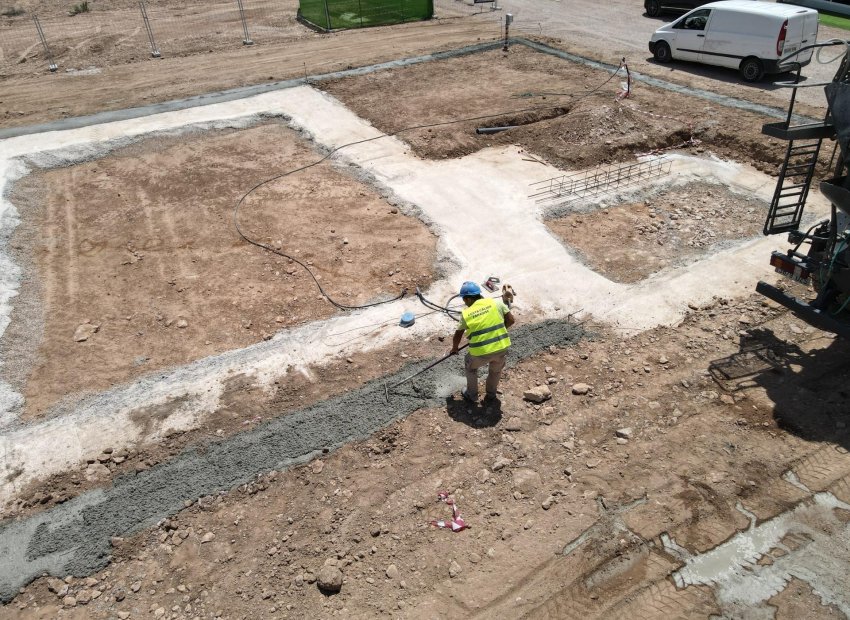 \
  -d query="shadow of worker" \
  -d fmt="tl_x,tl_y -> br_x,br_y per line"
445,395 -> 503,428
